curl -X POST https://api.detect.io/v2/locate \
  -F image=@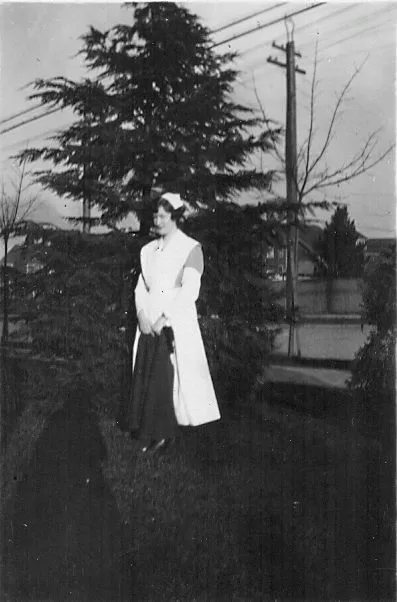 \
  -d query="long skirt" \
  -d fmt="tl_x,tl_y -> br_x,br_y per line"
127,327 -> 178,445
